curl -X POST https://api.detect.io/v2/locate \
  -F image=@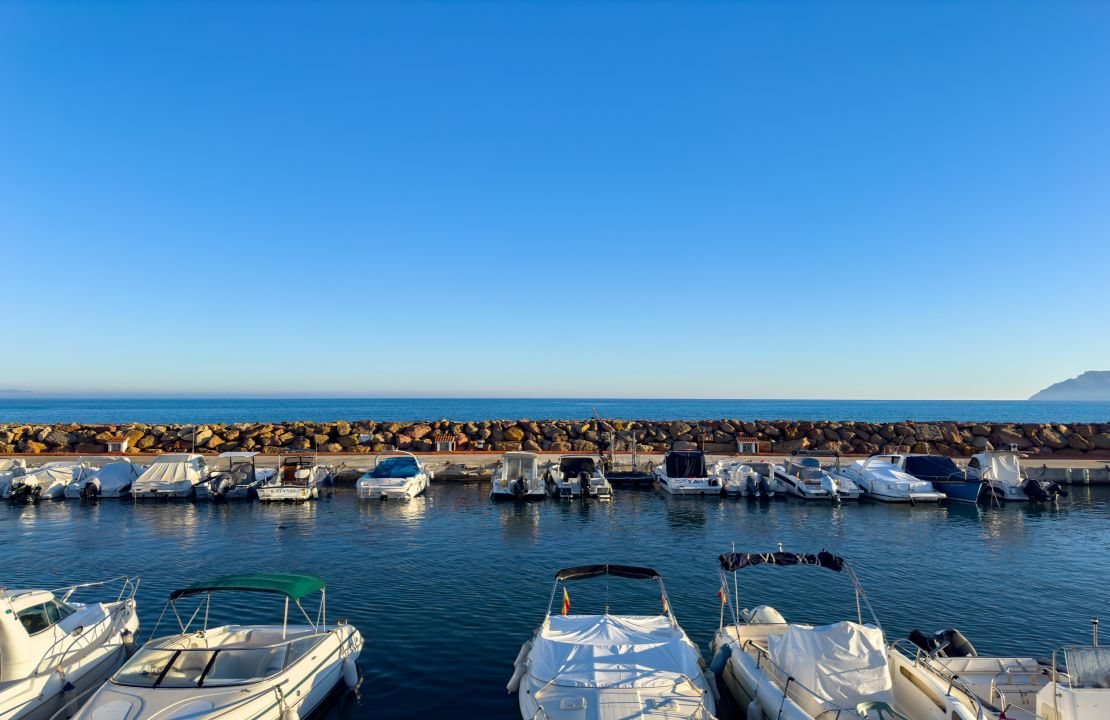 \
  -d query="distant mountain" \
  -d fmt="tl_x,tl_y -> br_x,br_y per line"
1029,371 -> 1110,401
